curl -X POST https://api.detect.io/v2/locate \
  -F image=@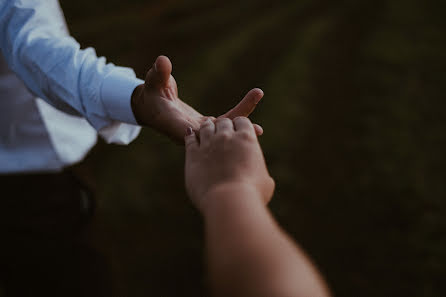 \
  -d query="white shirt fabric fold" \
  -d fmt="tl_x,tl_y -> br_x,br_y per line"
0,0 -> 144,173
